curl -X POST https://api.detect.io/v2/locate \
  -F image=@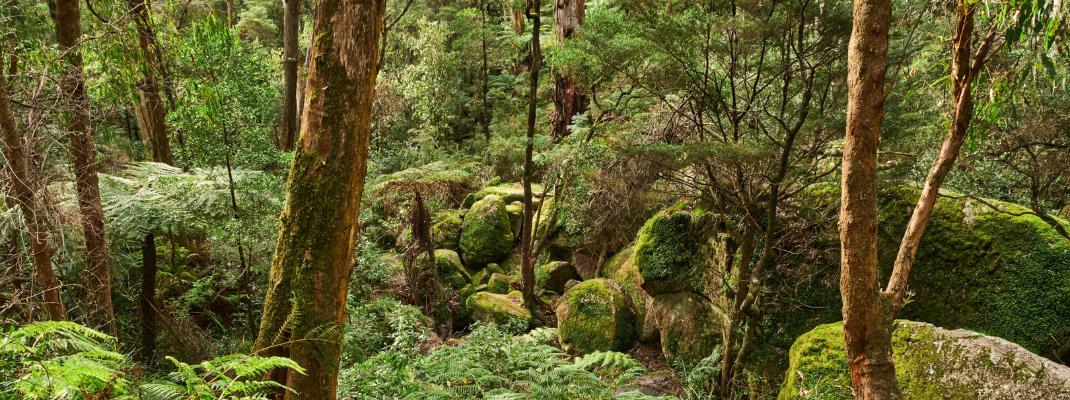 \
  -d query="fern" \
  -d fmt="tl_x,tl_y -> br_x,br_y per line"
142,354 -> 304,400
0,322 -> 134,400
